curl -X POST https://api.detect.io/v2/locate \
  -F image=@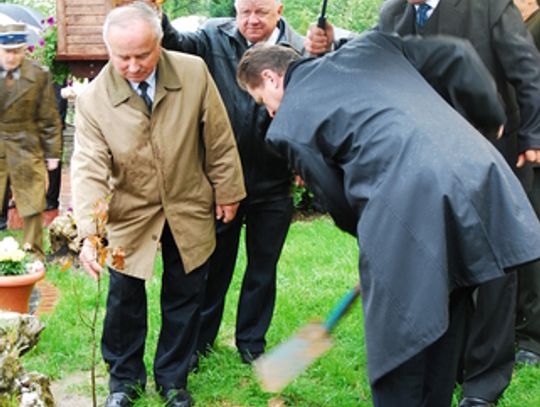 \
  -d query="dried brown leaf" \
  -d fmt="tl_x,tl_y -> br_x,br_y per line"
60,259 -> 72,272
111,247 -> 126,270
